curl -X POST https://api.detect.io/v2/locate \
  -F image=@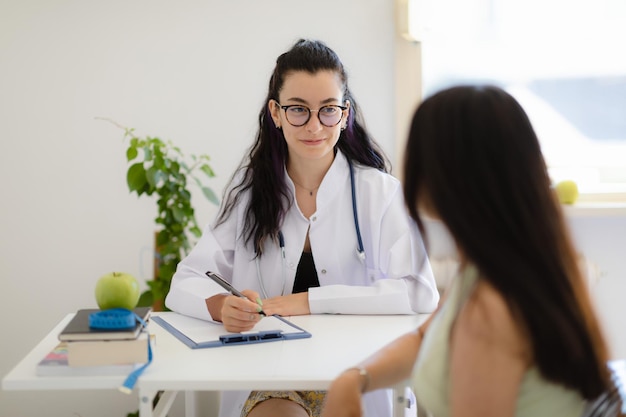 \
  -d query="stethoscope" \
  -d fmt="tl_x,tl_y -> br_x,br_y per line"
256,159 -> 364,298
